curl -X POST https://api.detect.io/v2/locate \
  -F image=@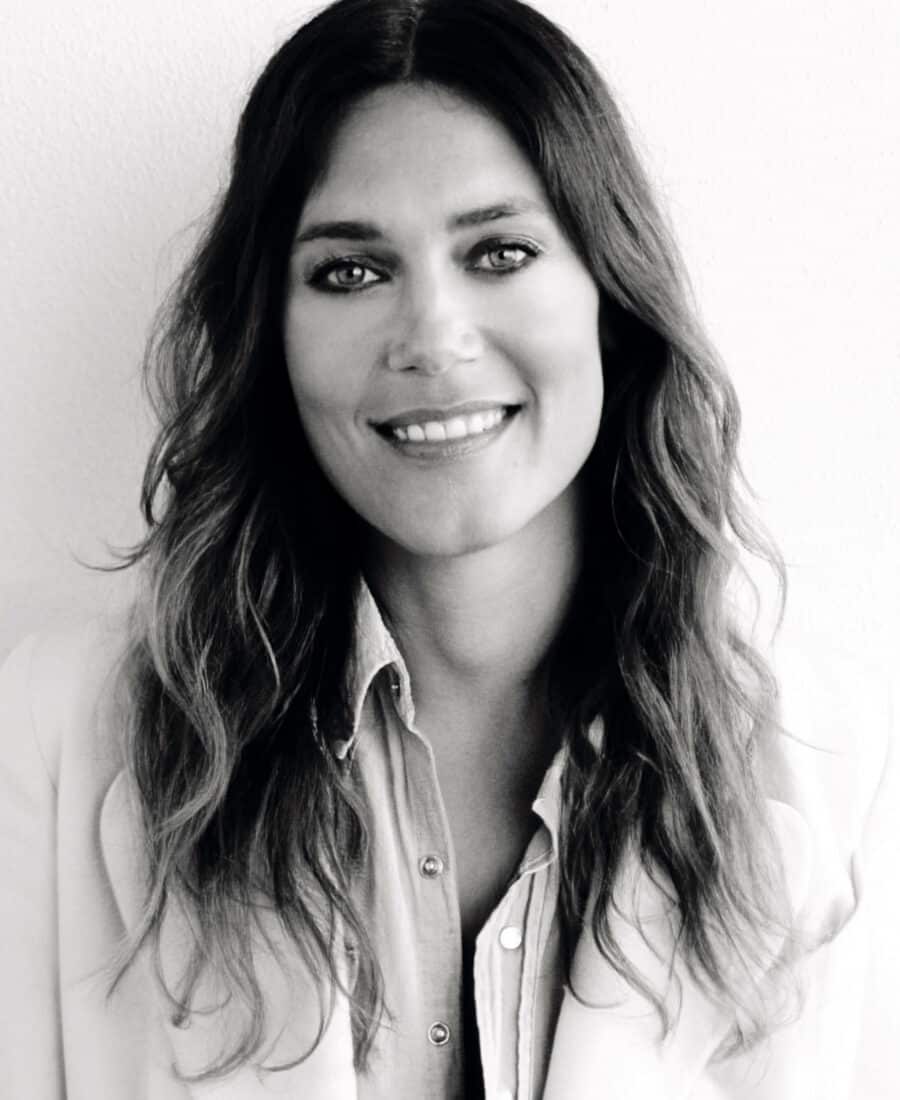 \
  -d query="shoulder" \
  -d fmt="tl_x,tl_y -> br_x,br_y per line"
761,641 -> 892,927
0,612 -> 135,788
769,642 -> 891,829
774,643 -> 891,756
